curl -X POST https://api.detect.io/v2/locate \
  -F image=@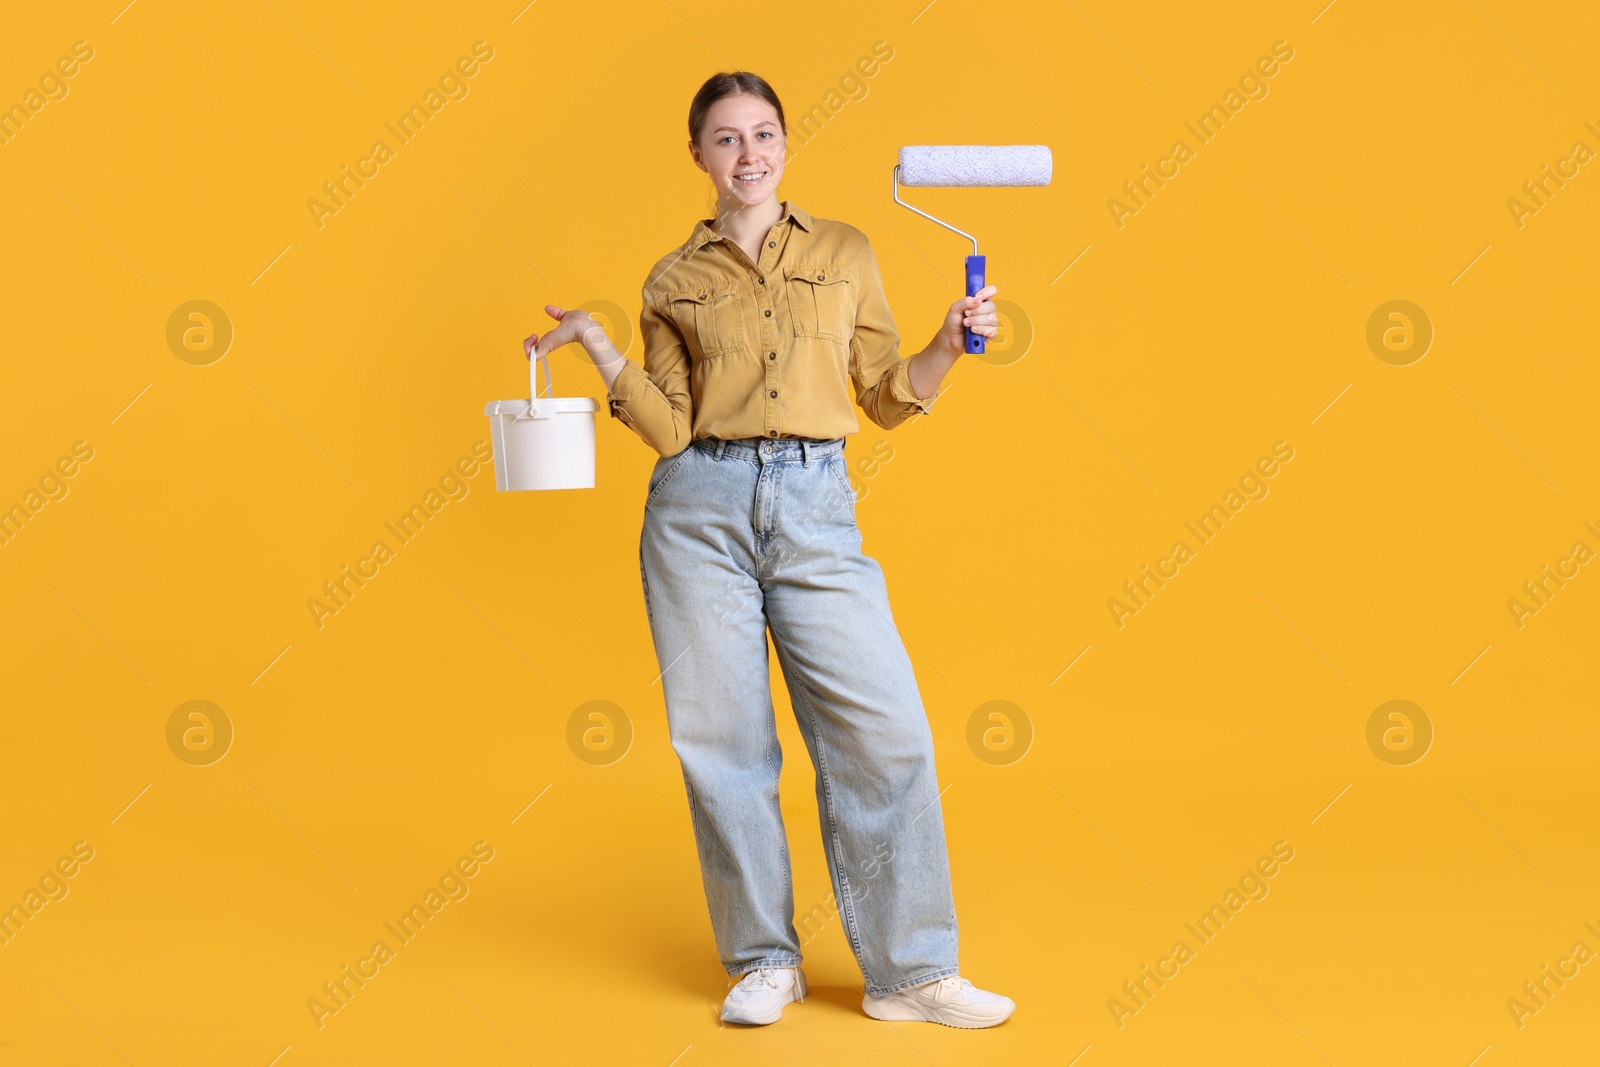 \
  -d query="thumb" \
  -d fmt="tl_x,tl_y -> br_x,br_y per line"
545,304 -> 566,320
